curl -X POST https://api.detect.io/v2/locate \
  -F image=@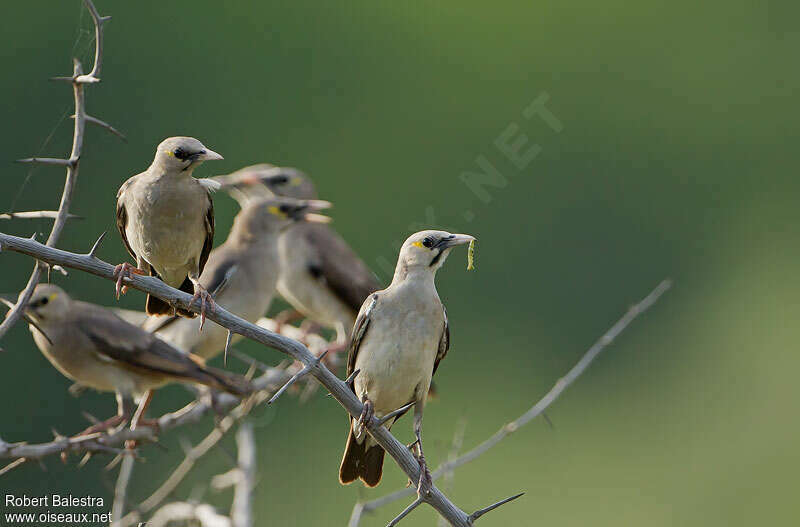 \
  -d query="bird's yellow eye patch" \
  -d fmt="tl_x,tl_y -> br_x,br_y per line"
412,241 -> 425,248
48,293 -> 58,301
290,177 -> 303,187
268,205 -> 287,218
166,150 -> 174,157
